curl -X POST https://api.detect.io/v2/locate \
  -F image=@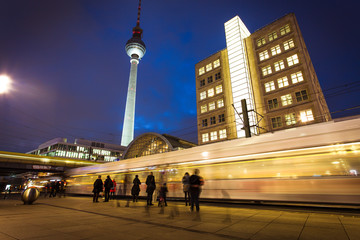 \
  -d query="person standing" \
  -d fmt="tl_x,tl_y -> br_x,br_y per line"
158,183 -> 168,207
104,176 -> 113,202
182,172 -> 190,206
189,169 -> 204,212
145,172 -> 156,206
131,175 -> 141,202
110,179 -> 116,200
93,175 -> 103,203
